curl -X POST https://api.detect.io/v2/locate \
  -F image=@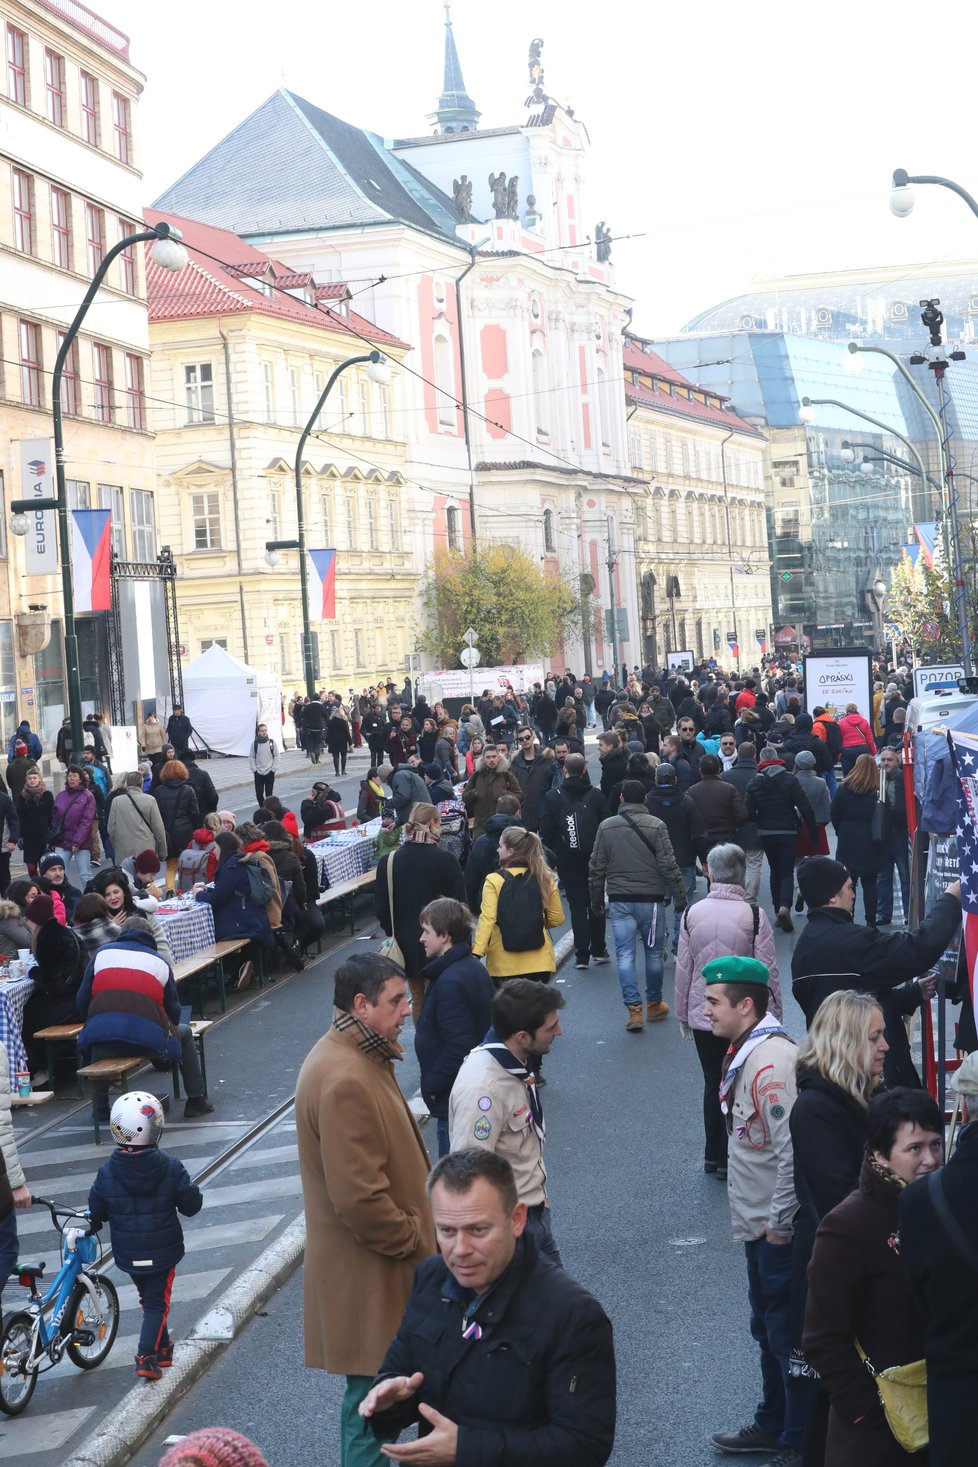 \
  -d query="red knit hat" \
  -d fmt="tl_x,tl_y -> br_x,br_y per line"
24,893 -> 54,924
134,849 -> 162,876
158,1429 -> 269,1467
